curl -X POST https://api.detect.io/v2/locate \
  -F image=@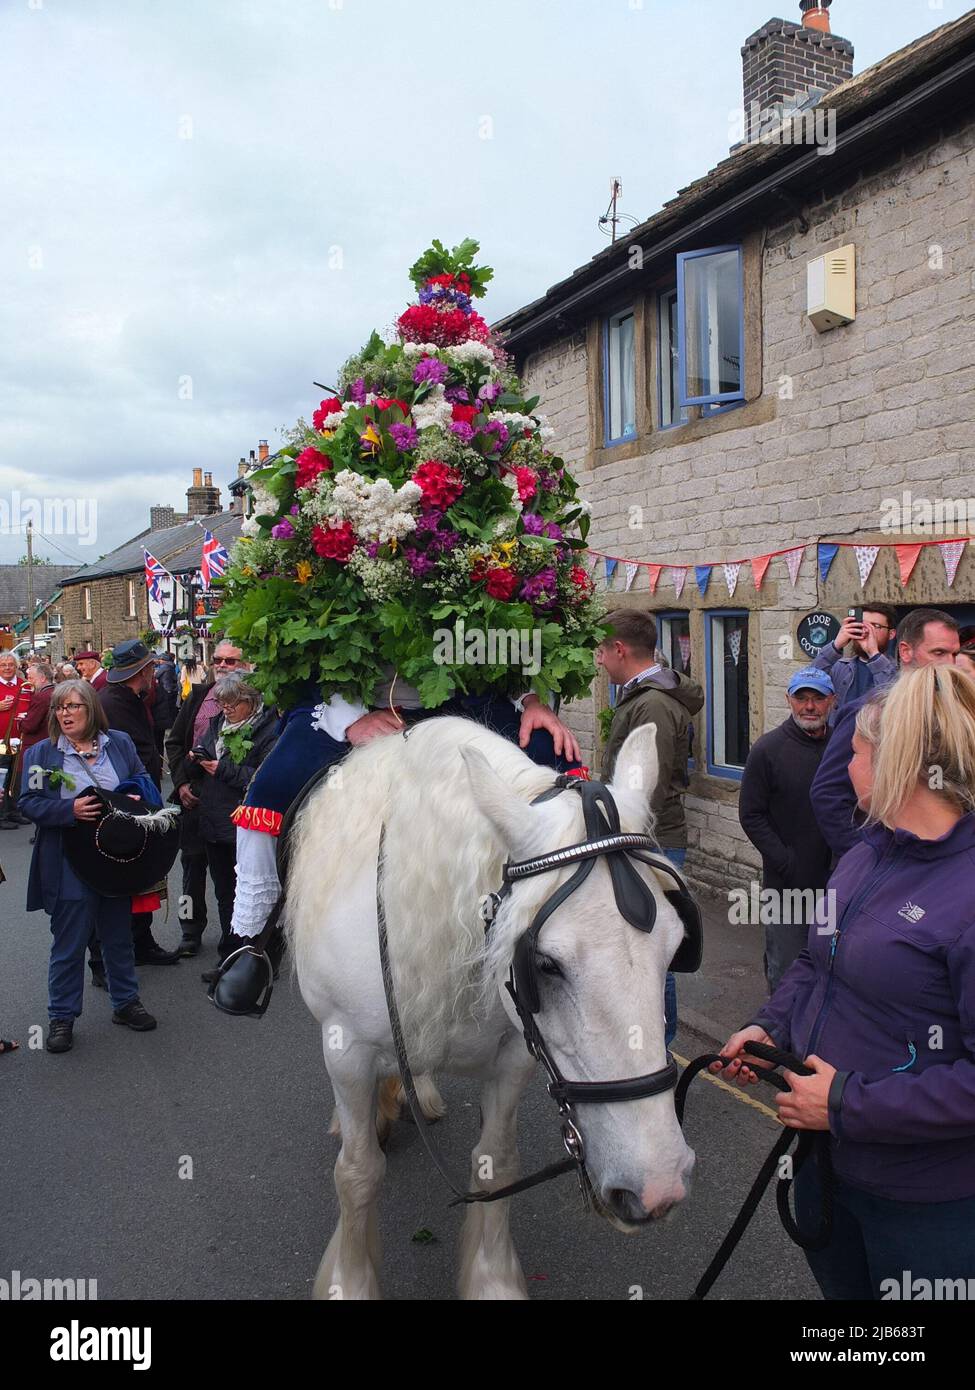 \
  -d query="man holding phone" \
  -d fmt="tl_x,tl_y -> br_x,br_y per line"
811,603 -> 898,717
